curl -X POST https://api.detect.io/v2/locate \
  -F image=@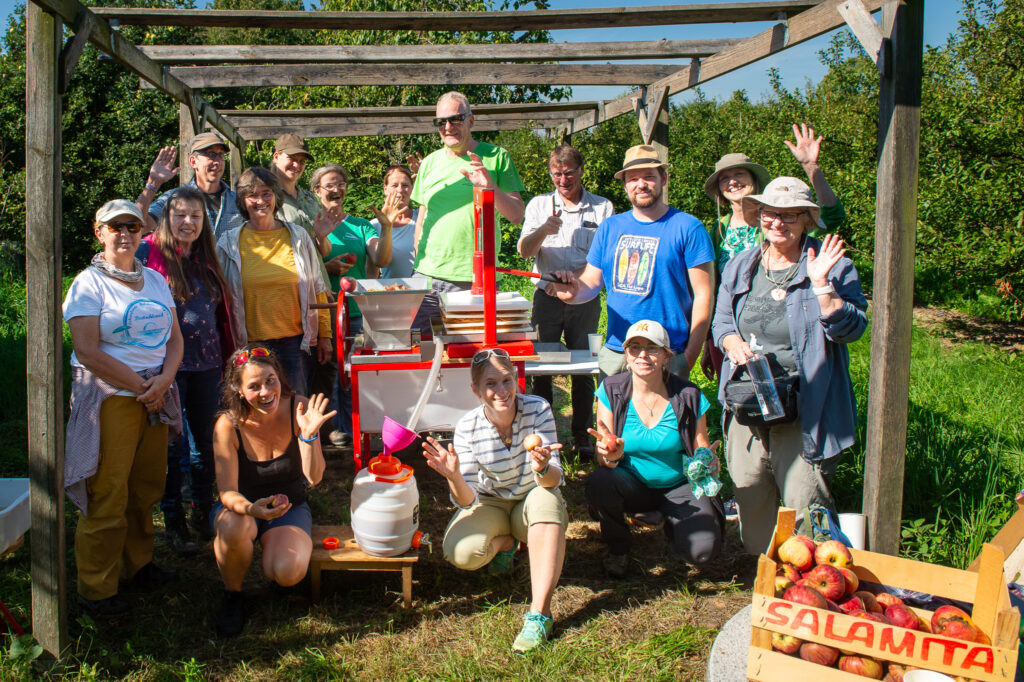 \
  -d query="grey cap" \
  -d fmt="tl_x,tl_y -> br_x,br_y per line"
741,176 -> 825,229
